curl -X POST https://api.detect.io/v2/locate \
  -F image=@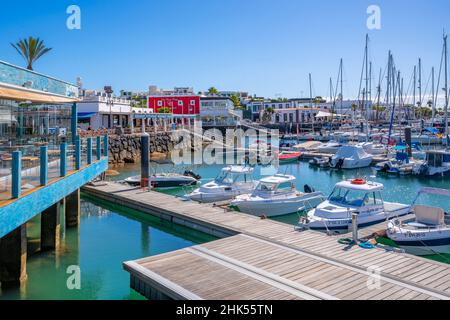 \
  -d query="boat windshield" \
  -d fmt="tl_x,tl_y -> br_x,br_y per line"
328,187 -> 370,207
216,171 -> 252,185
256,182 -> 277,192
